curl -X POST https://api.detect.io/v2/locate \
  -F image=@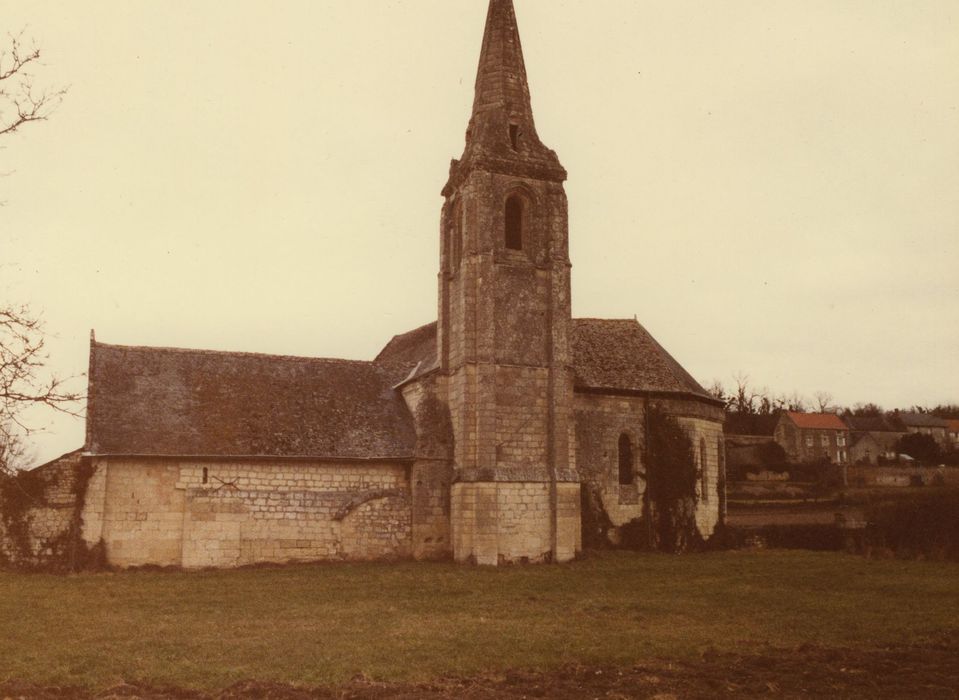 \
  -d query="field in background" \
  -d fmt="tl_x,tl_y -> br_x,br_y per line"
1,551 -> 957,694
